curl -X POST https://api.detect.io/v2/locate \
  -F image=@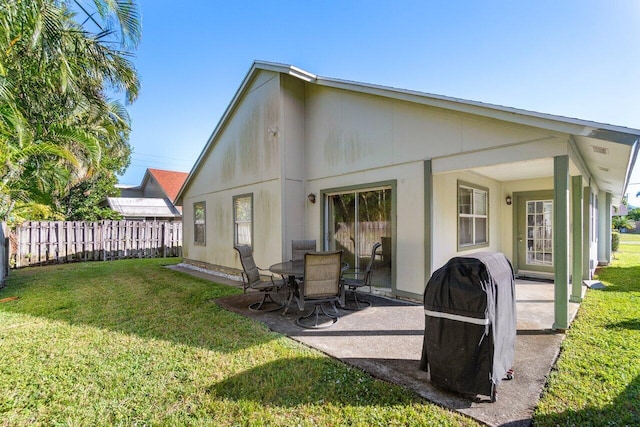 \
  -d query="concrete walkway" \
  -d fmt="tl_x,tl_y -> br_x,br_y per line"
168,264 -> 582,427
